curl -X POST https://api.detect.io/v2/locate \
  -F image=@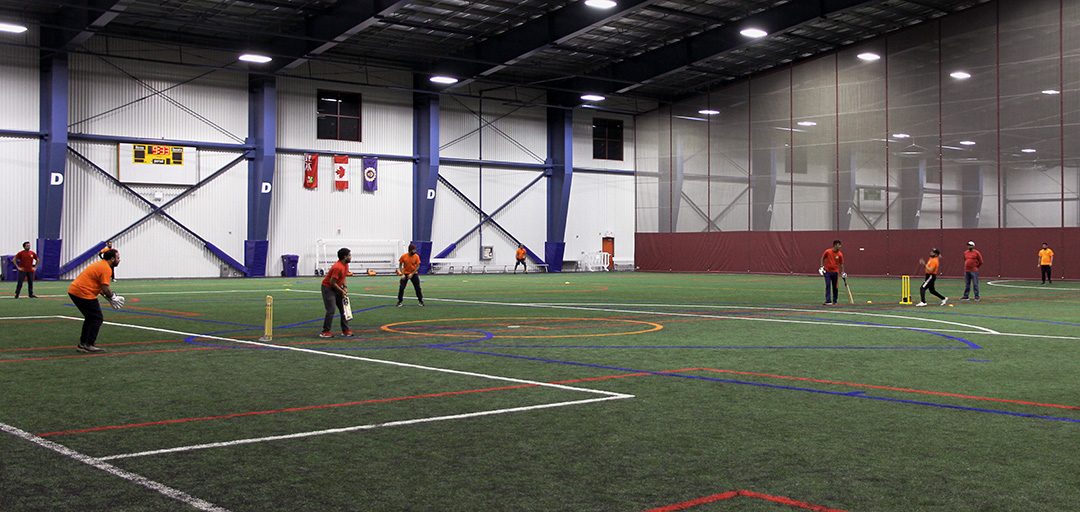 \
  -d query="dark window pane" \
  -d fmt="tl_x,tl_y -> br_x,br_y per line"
339,117 -> 360,141
608,141 -> 623,161
593,118 -> 624,160
593,140 -> 606,160
339,93 -> 361,117
317,91 -> 339,115
317,115 -> 338,140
